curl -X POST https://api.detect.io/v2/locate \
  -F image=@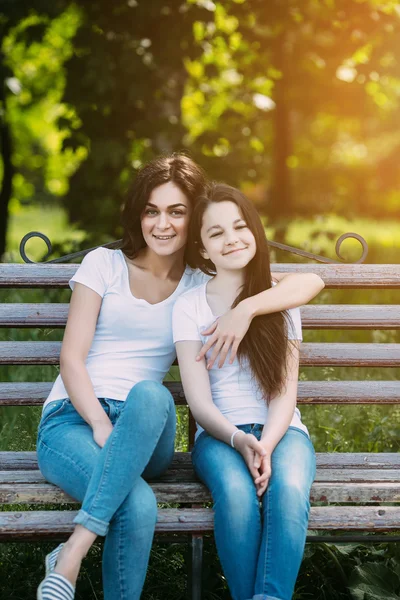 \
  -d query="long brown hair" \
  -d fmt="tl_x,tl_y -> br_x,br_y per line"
120,153 -> 207,259
187,183 -> 294,401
